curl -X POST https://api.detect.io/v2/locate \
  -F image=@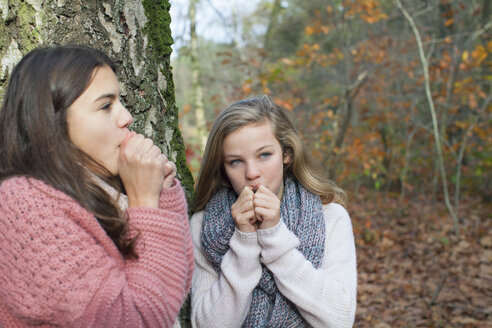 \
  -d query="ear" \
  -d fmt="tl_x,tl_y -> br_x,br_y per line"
283,151 -> 292,165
